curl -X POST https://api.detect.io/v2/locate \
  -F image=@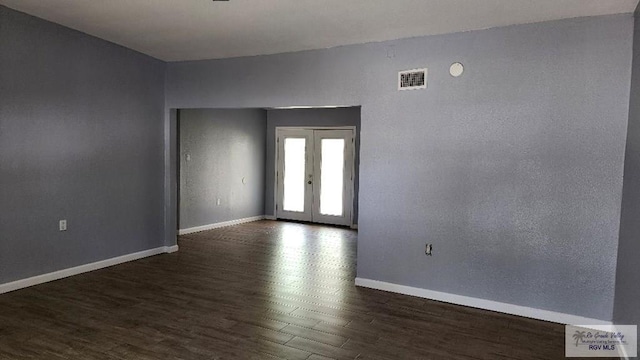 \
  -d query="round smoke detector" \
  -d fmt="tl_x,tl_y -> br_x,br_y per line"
450,62 -> 464,77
